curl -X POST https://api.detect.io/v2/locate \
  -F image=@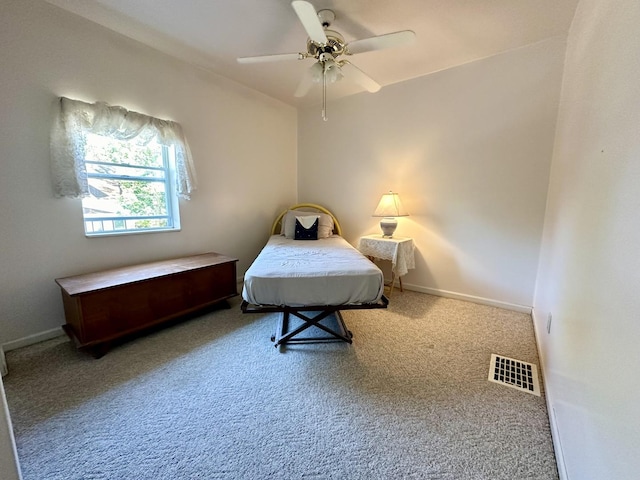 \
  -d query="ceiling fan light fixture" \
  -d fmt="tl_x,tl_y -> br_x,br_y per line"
310,62 -> 324,83
311,57 -> 342,84
311,58 -> 343,83
324,61 -> 343,83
